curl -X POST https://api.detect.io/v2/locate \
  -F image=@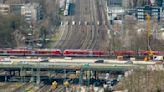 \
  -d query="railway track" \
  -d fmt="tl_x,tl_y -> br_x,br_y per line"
23,84 -> 36,92
87,0 -> 98,49
90,0 -> 109,50
50,0 -> 68,49
79,0 -> 96,49
0,83 -> 12,89
55,0 -> 107,50
13,83 -> 31,92
59,0 -> 77,49
36,85 -> 51,92
53,85 -> 64,92
0,82 -> 19,92
62,0 -> 91,49
68,0 -> 83,49
97,0 -> 109,50
79,0 -> 91,49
